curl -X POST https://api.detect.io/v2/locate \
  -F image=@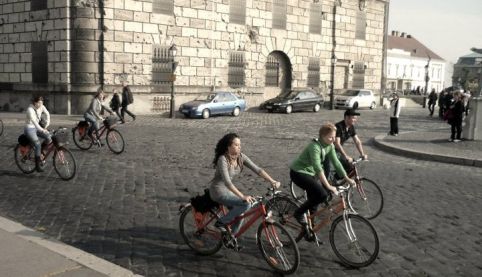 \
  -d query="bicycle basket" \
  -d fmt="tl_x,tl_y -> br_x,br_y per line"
78,120 -> 89,128
52,128 -> 69,146
190,189 -> 219,213
18,134 -> 30,146
104,116 -> 118,128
